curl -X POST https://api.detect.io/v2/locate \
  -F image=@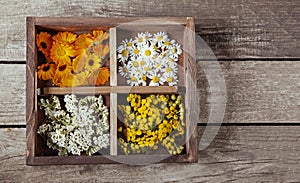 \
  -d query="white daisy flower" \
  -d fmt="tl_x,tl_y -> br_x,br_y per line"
135,32 -> 147,46
121,38 -> 134,50
130,45 -> 142,59
168,42 -> 182,59
118,65 -> 130,77
153,32 -> 168,45
117,45 -> 129,62
148,71 -> 164,86
127,72 -> 141,86
141,44 -> 156,60
162,71 -> 179,86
